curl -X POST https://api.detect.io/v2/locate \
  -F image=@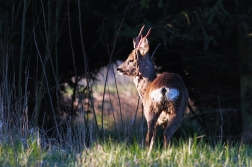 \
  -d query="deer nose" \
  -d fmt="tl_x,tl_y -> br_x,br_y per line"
117,67 -> 125,75
117,67 -> 122,72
